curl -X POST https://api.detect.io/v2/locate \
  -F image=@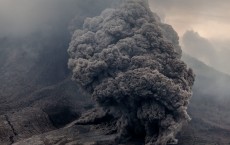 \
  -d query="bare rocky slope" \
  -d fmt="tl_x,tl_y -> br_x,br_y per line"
0,50 -> 230,145
0,1 -> 230,144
